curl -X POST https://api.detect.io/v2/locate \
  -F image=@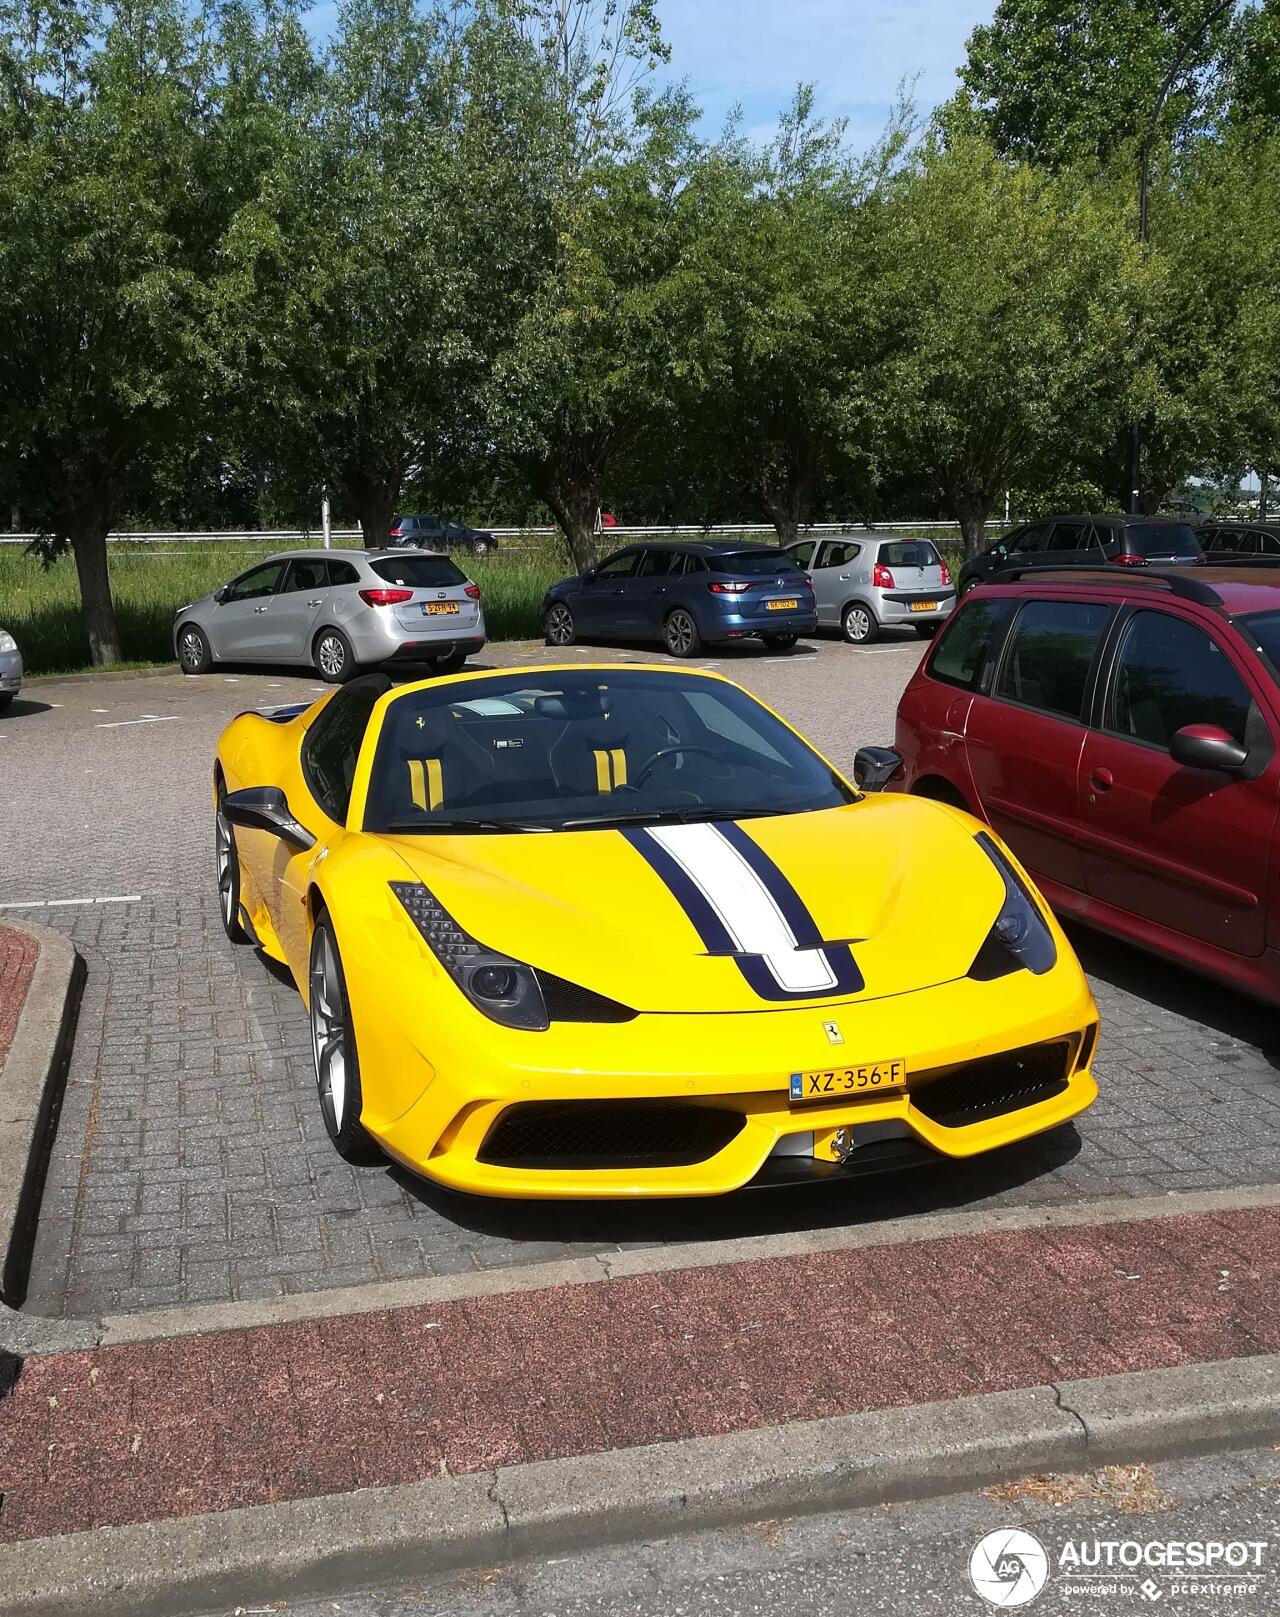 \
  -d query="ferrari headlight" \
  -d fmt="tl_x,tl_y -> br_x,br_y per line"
0,631 -> 16,654
390,881 -> 549,1030
969,833 -> 1056,979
